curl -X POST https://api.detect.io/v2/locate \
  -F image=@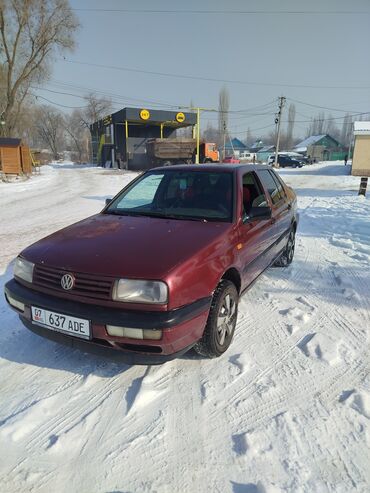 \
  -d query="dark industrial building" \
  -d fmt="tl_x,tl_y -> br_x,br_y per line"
90,107 -> 197,170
